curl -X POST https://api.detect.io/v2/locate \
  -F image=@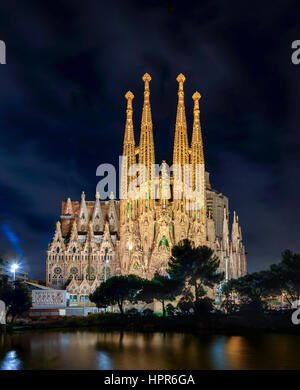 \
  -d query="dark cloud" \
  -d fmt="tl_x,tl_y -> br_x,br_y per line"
0,0 -> 299,277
